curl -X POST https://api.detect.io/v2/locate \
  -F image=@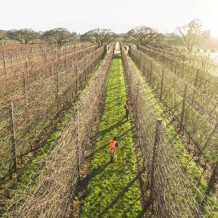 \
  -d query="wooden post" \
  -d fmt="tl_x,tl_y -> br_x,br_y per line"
51,61 -> 54,76
55,71 -> 59,113
24,61 -> 29,103
2,50 -> 4,60
136,82 -> 140,106
180,84 -> 188,131
194,69 -> 199,87
44,52 -> 47,63
174,61 -> 177,75
3,60 -> 7,91
10,54 -> 13,65
64,54 -> 67,69
150,118 -> 162,202
76,110 -> 80,182
84,59 -> 87,83
182,59 -> 185,78
203,122 -> 218,151
54,49 -> 57,60
162,51 -> 165,64
201,161 -> 218,210
208,162 -> 218,193
9,101 -> 17,177
22,71 -> 28,103
75,64 -> 78,94
160,68 -> 165,100
25,60 -> 29,80
15,52 -> 18,63
192,70 -> 199,103
56,72 -> 59,99
149,62 -> 153,84
198,70 -> 203,88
